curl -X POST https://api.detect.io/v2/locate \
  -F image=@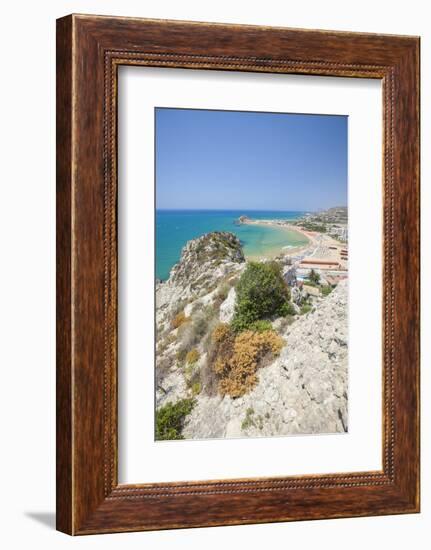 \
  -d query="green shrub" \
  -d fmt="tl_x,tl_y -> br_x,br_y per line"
300,304 -> 312,315
248,320 -> 273,332
232,262 -> 291,331
278,301 -> 296,316
191,381 -> 202,395
155,398 -> 196,440
303,280 -> 319,288
321,285 -> 333,296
